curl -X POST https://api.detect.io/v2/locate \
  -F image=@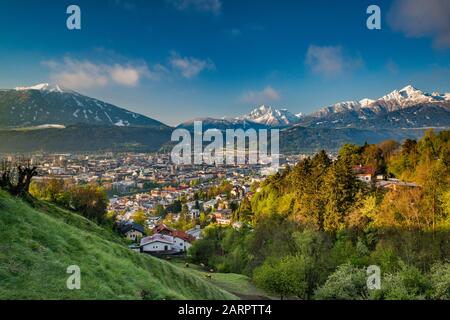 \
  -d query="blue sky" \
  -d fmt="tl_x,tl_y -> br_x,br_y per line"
0,0 -> 449,125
